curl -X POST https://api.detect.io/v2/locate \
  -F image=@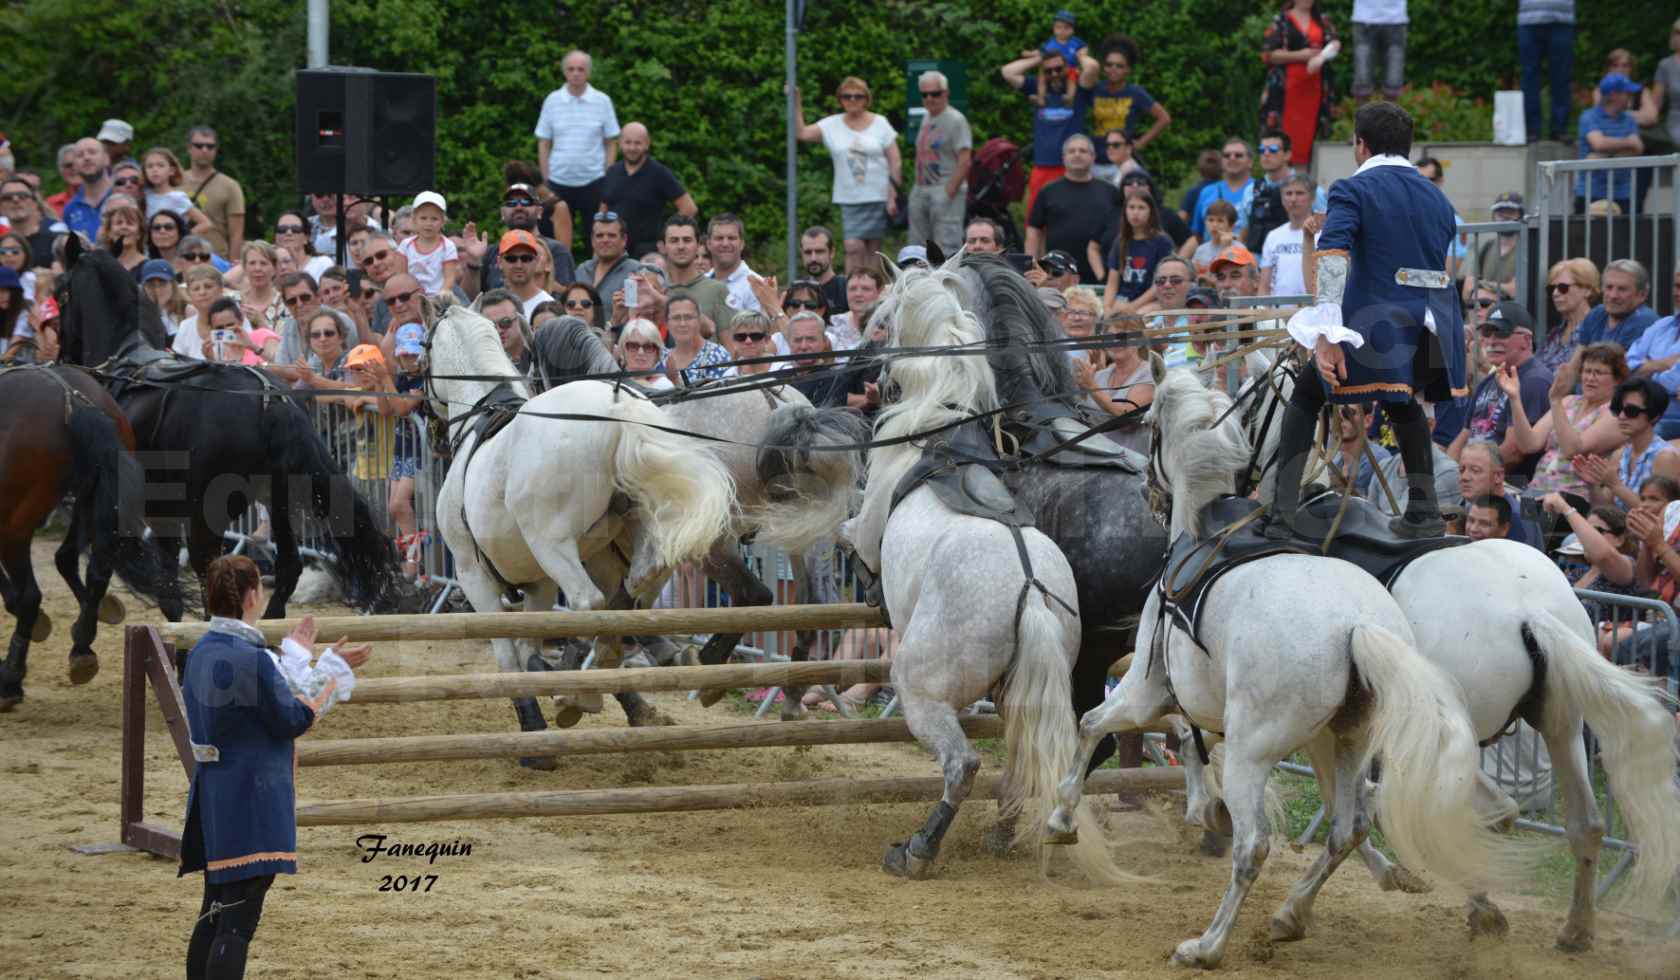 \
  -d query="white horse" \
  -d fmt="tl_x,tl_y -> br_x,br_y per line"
424,306 -> 736,763
1046,357 -> 1524,969
842,268 -> 1107,879
1204,354 -> 1680,950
